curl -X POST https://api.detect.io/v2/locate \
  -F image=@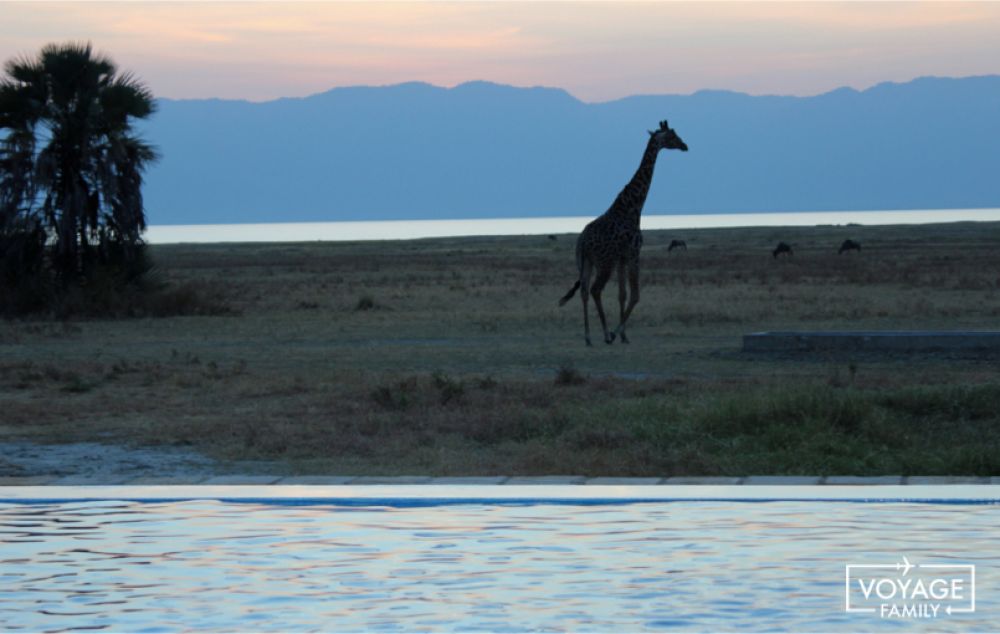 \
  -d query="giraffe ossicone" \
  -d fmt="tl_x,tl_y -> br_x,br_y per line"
558,120 -> 688,346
